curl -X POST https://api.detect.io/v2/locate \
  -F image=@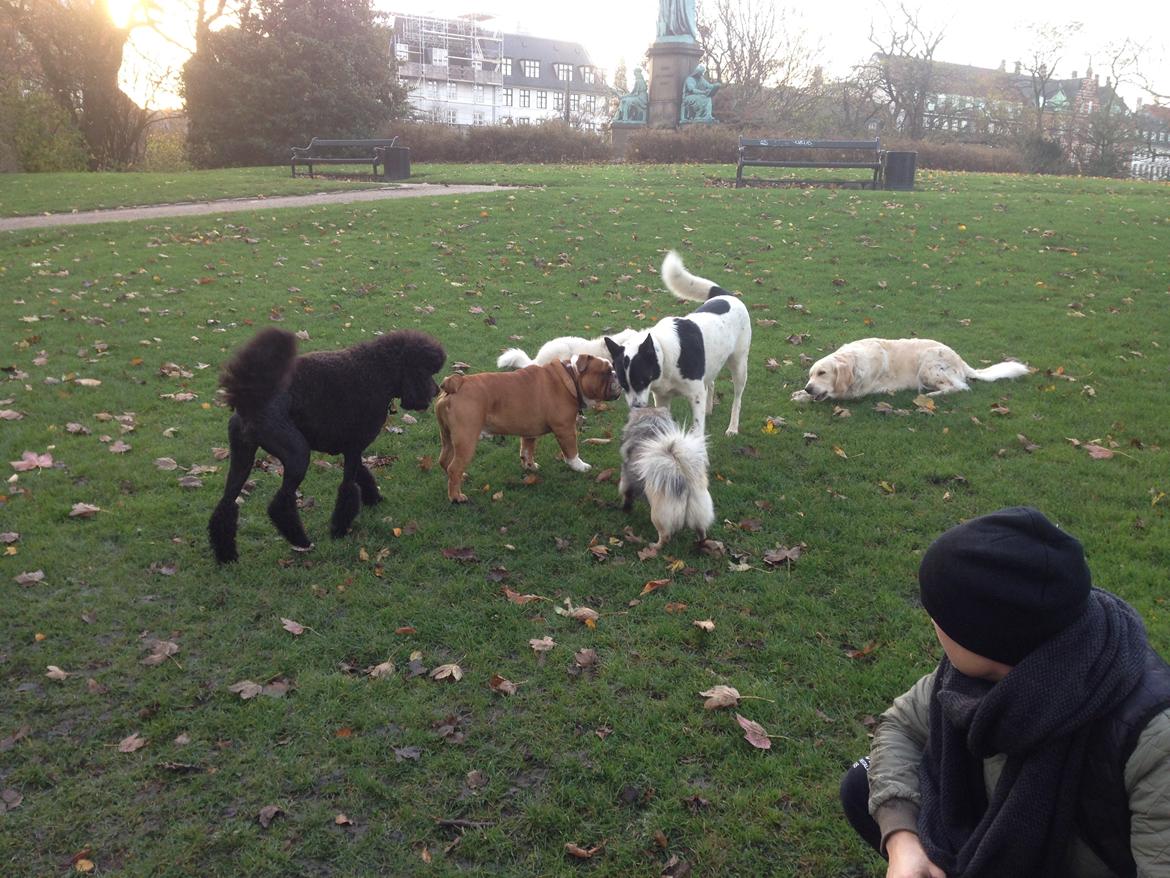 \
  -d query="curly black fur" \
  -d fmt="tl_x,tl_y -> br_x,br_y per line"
208,328 -> 445,563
